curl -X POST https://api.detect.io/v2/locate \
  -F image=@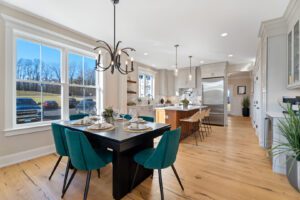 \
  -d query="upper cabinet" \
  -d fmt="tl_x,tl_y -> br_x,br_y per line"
176,68 -> 196,89
287,20 -> 300,89
200,62 -> 227,78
